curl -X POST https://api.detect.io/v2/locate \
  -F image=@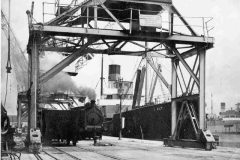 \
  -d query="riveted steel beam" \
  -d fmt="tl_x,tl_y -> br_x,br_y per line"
172,48 -> 198,61
199,48 -> 206,129
30,32 -> 41,129
171,5 -> 198,36
31,25 -> 214,44
145,55 -> 171,92
186,54 -> 199,93
171,47 -> 200,86
171,59 -> 178,134
39,38 -> 98,85
96,0 -> 126,30
129,41 -> 170,58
